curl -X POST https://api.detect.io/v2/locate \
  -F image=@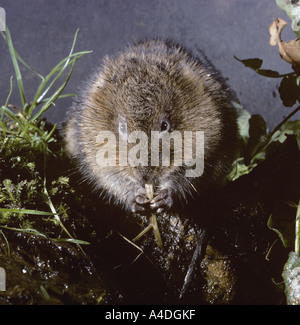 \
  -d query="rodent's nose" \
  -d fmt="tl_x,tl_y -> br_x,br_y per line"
136,166 -> 154,185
